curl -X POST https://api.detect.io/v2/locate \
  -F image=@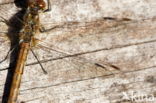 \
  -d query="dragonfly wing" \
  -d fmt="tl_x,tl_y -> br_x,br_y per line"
30,18 -> 133,76
31,39 -> 121,76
